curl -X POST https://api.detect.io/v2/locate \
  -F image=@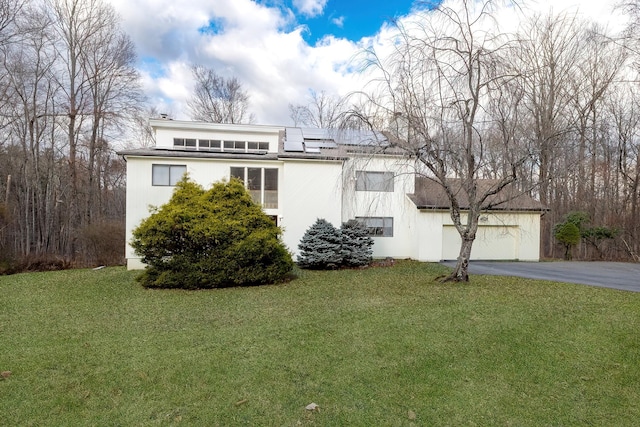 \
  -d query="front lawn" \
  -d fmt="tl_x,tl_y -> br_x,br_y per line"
1,262 -> 638,425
